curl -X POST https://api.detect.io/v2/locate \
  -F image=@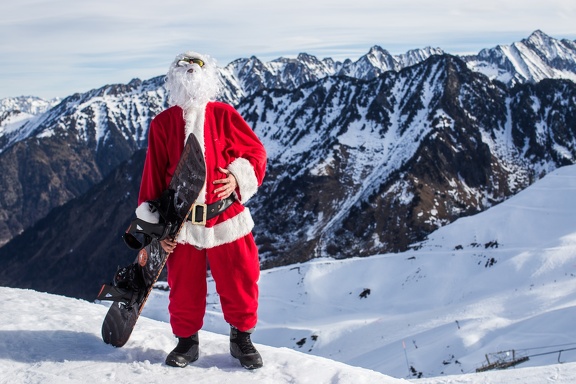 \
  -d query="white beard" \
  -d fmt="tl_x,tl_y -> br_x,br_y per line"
165,51 -> 221,112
